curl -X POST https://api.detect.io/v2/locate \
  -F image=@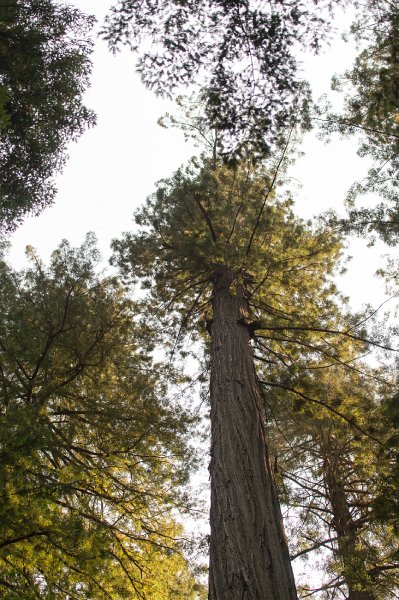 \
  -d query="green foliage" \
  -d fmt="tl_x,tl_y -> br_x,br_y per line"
0,235 -> 202,598
112,156 -> 364,373
102,0 -> 344,159
0,0 -> 96,231
267,360 -> 399,598
320,1 -> 399,244
374,388 -> 399,531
